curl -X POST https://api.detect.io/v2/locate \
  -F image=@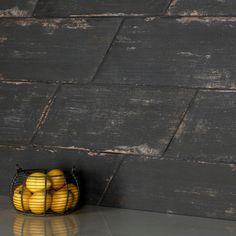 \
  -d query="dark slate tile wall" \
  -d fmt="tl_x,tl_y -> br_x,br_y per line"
165,90 -> 236,163
1,0 -> 236,221
167,0 -> 236,16
94,17 -> 236,89
0,146 -> 123,205
0,18 -> 121,83
0,83 -> 56,145
34,85 -> 195,156
102,156 -> 236,220
34,0 -> 172,17
0,0 -> 38,17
